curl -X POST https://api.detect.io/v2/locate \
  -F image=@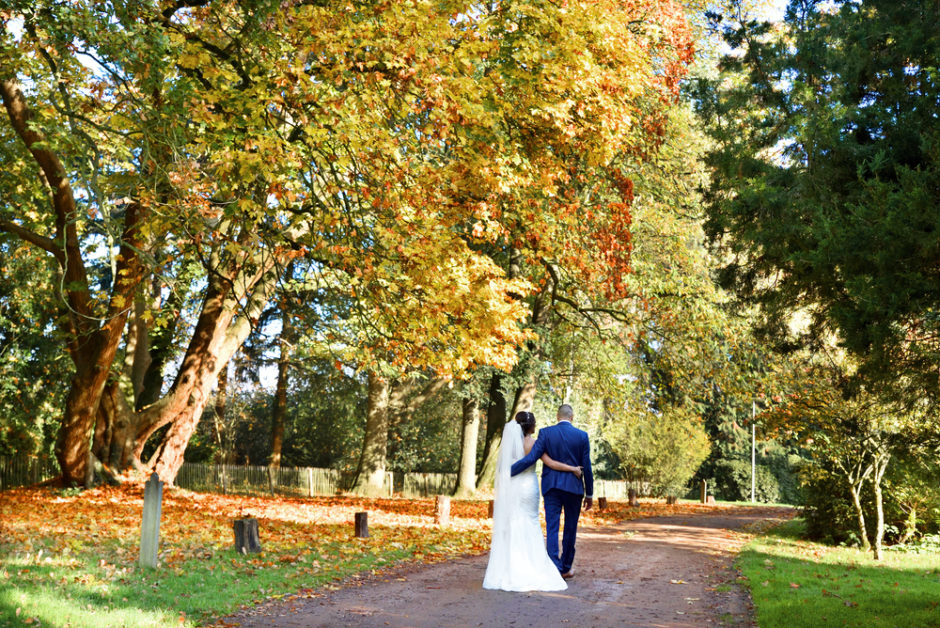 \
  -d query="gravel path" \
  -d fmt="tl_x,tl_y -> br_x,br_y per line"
217,507 -> 793,628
